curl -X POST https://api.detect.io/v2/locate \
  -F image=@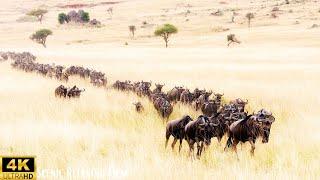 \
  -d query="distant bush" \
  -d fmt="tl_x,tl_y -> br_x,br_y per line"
58,13 -> 69,24
80,11 -> 90,22
30,29 -> 52,48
